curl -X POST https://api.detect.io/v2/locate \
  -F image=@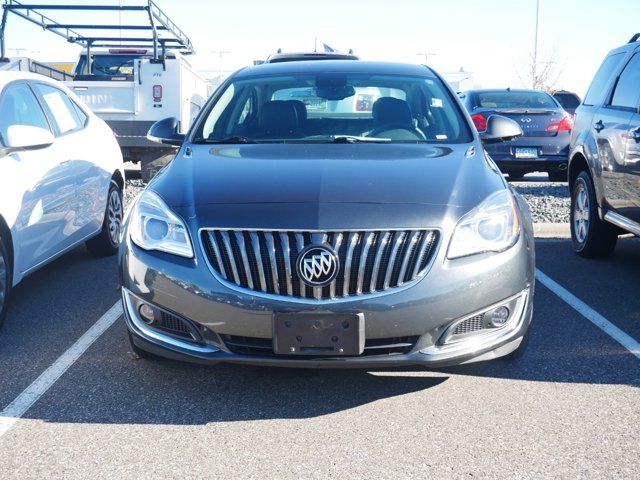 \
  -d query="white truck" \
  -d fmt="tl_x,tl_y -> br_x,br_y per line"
0,0 -> 208,181
66,48 -> 208,181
